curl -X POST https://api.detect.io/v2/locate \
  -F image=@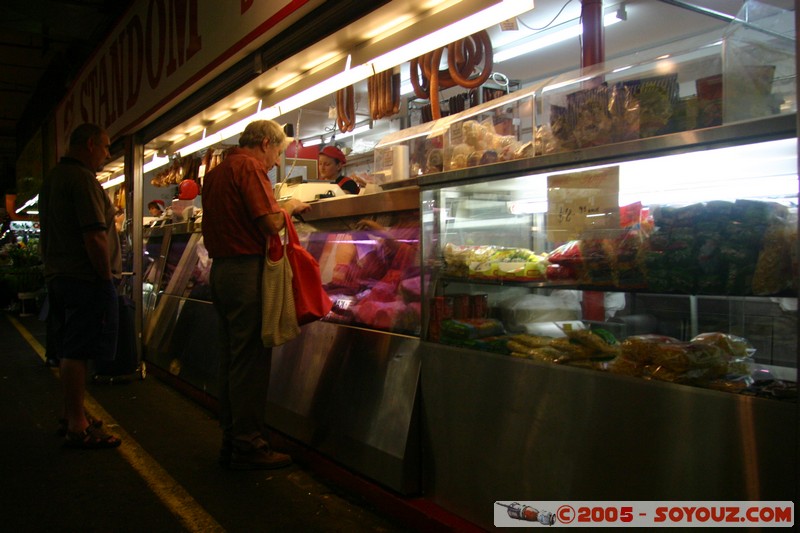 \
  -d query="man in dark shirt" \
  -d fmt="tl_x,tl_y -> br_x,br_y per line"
39,123 -> 122,449
202,119 -> 309,470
